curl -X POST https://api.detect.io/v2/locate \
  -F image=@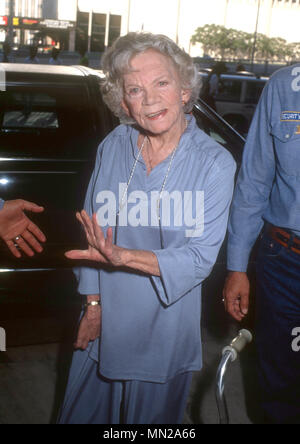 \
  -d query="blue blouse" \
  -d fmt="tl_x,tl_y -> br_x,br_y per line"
75,115 -> 236,383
